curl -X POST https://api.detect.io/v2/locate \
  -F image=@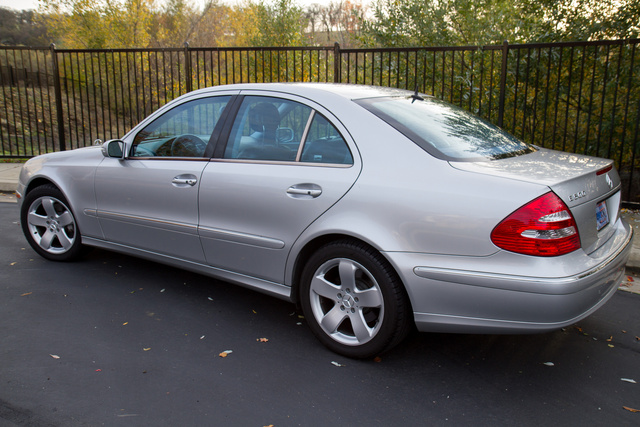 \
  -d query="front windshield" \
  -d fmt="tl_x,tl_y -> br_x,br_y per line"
355,96 -> 536,161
